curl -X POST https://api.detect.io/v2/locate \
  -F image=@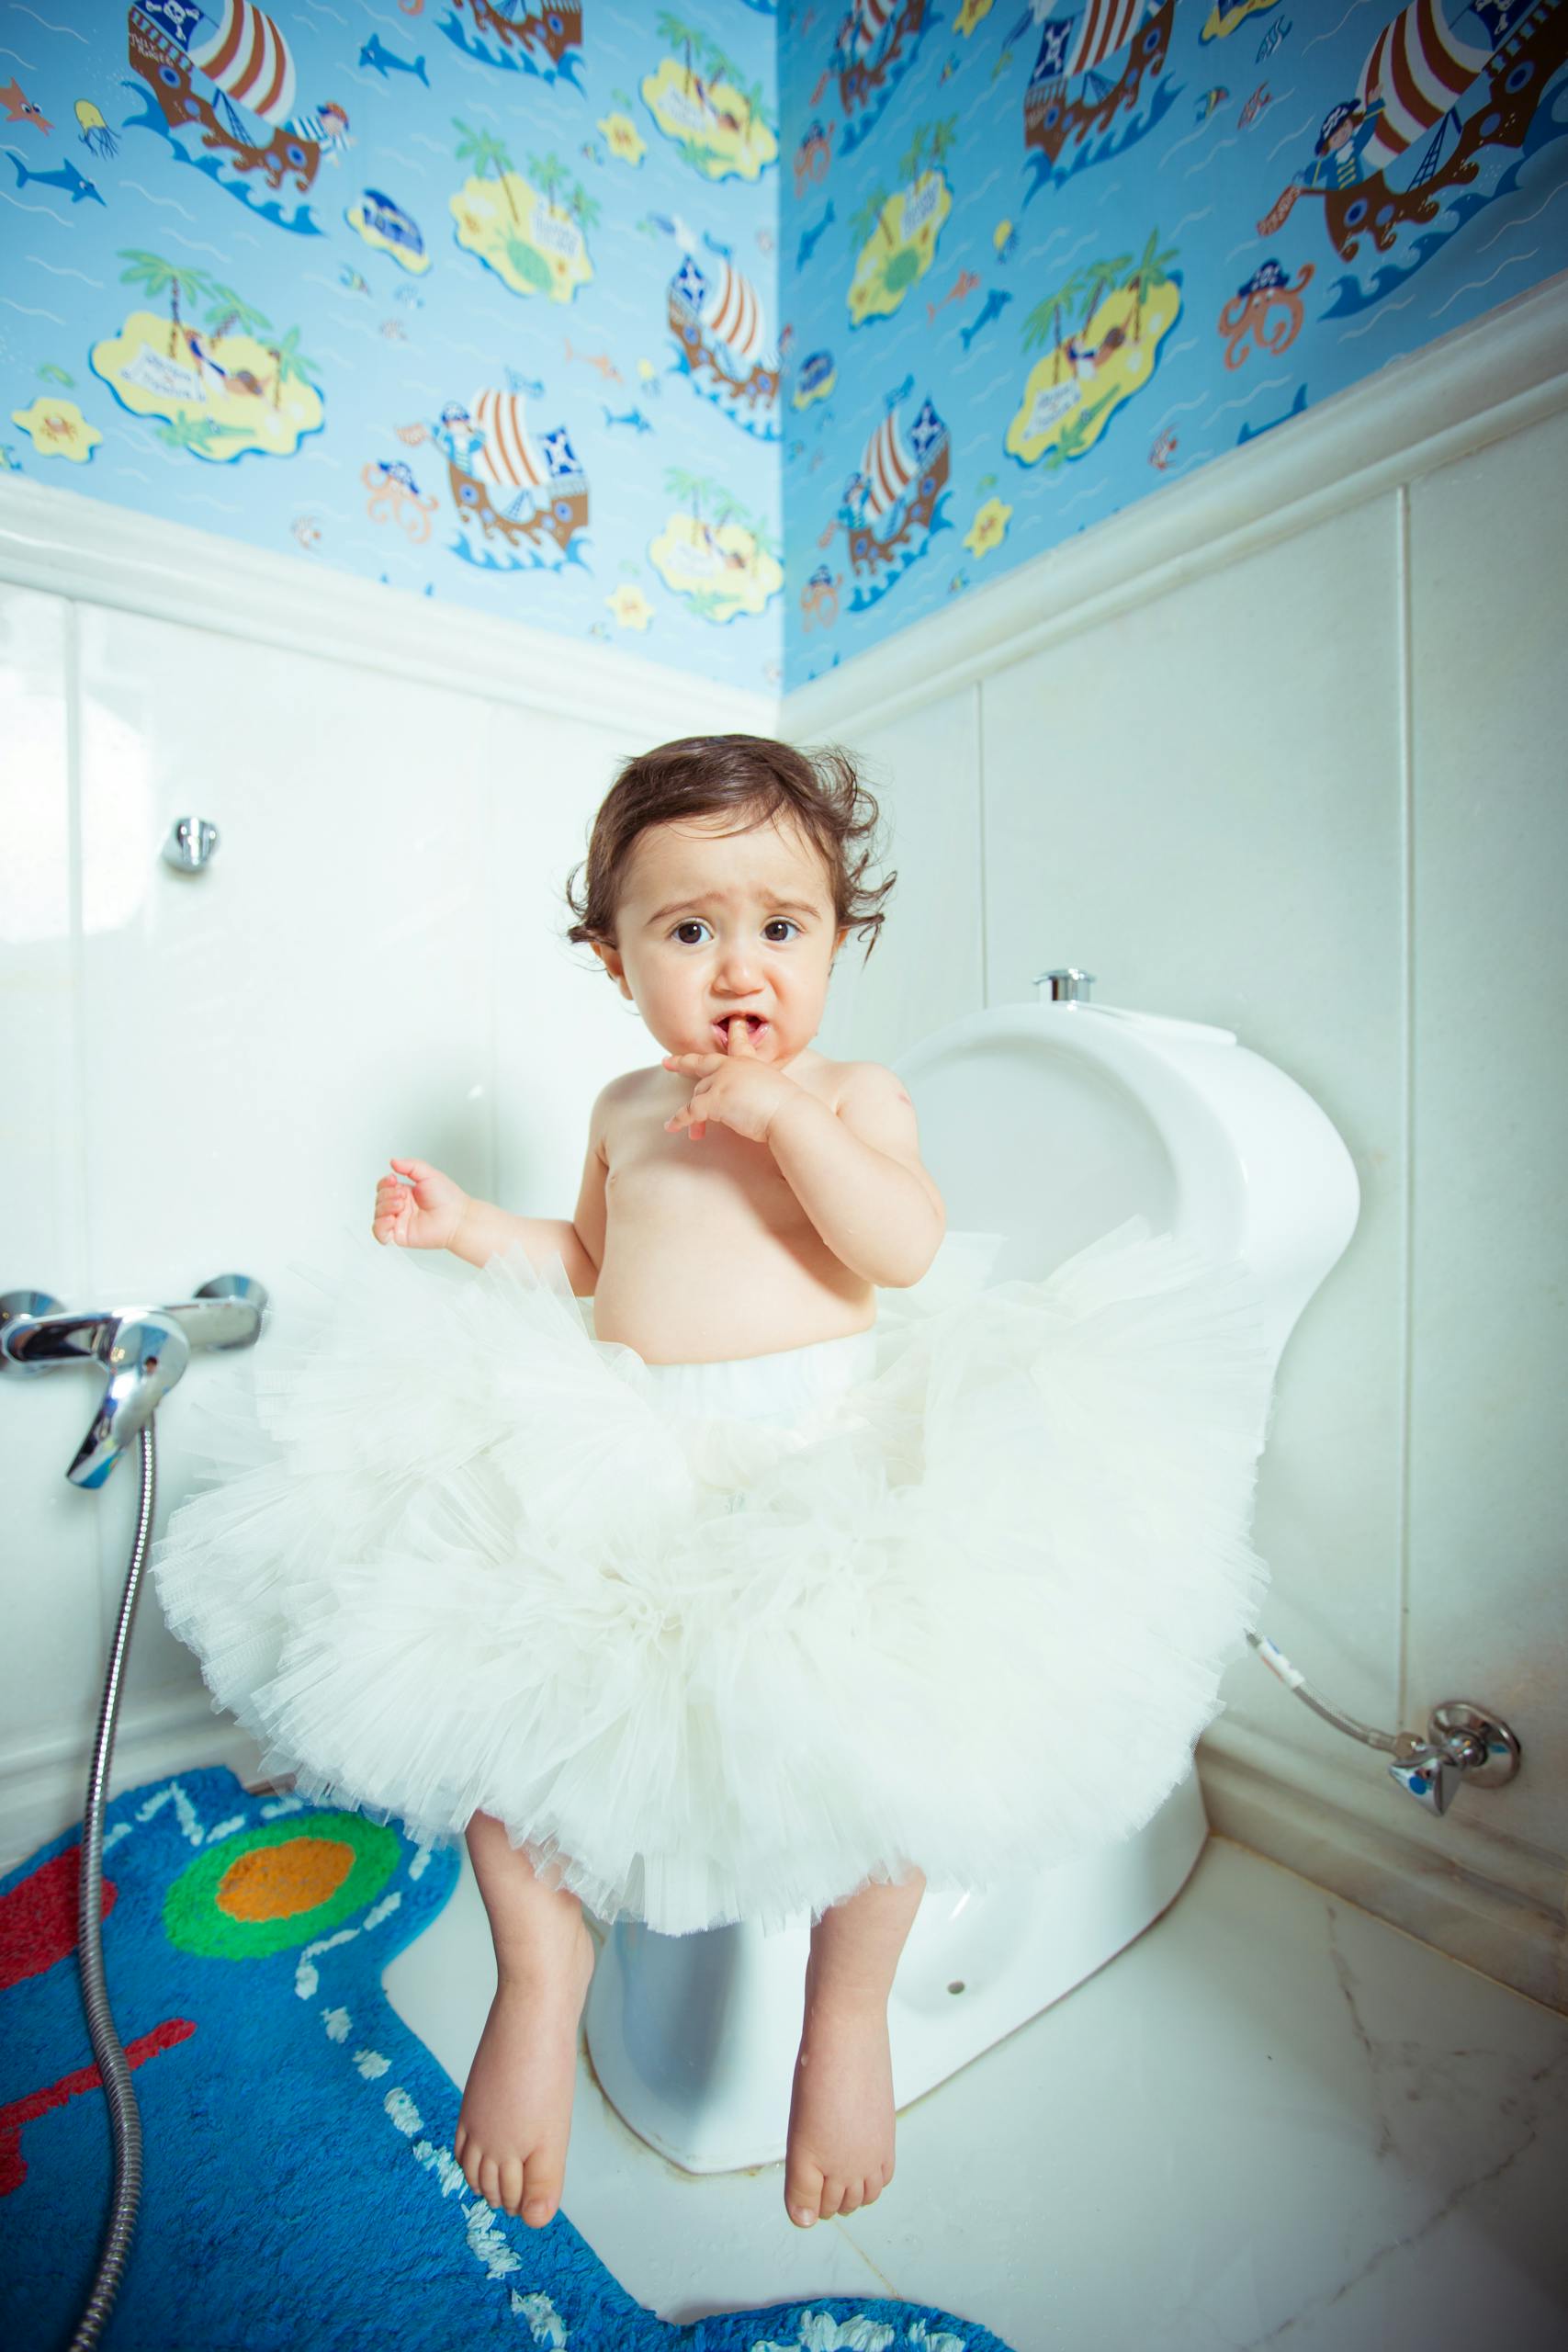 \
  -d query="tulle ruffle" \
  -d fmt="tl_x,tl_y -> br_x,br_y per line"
150,1216 -> 1278,1937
